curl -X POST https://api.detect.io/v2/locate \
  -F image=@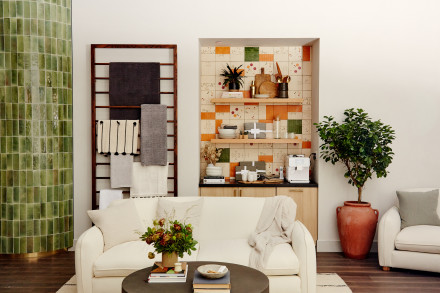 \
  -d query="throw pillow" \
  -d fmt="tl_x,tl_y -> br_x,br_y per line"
397,189 -> 440,229
156,198 -> 203,240
87,199 -> 143,251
